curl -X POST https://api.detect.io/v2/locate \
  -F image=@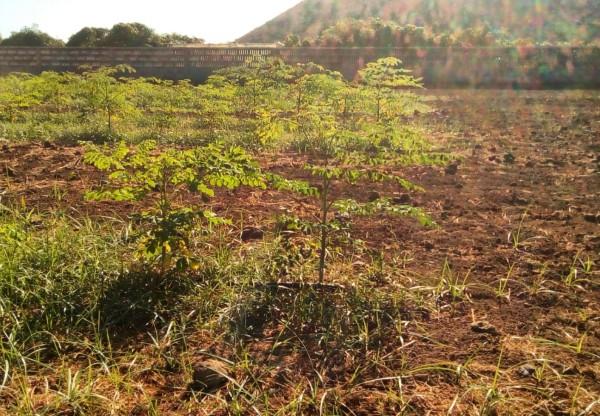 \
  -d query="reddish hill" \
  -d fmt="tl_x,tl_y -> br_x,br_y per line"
237,0 -> 599,45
